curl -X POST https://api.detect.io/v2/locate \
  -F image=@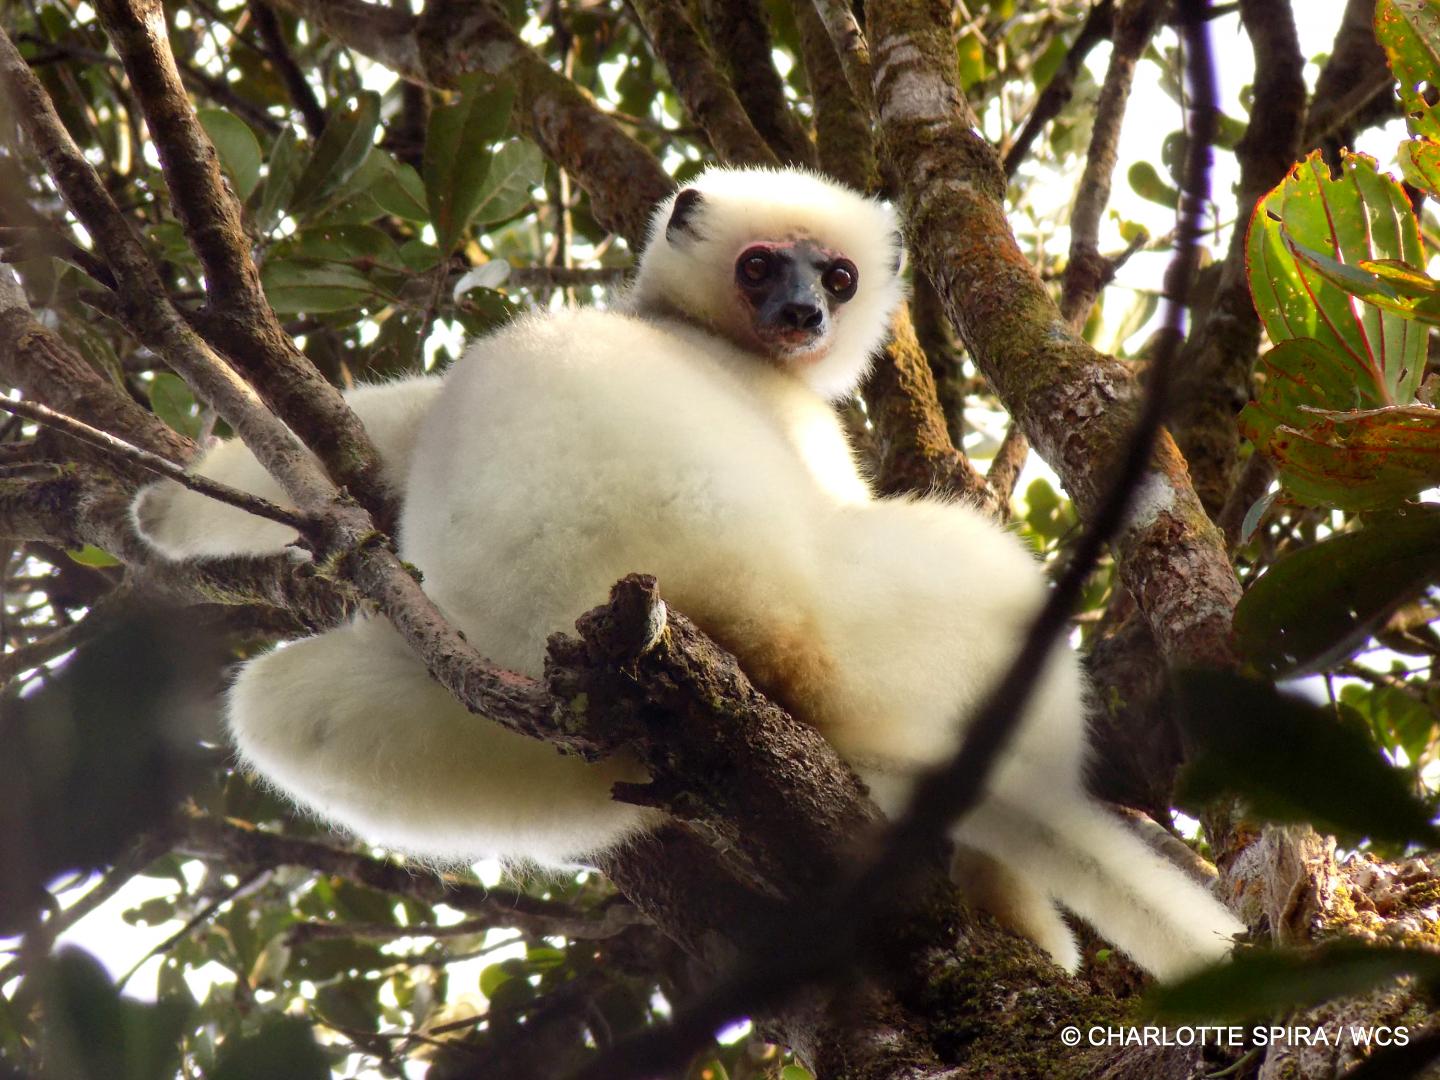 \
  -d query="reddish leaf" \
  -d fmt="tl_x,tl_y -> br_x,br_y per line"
1376,0 -> 1440,141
